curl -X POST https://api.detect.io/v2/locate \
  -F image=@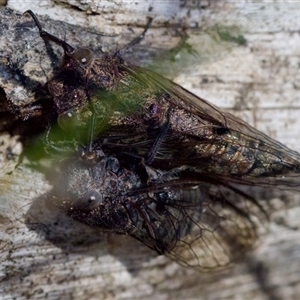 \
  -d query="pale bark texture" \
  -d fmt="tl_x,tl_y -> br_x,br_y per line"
1,1 -> 300,299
